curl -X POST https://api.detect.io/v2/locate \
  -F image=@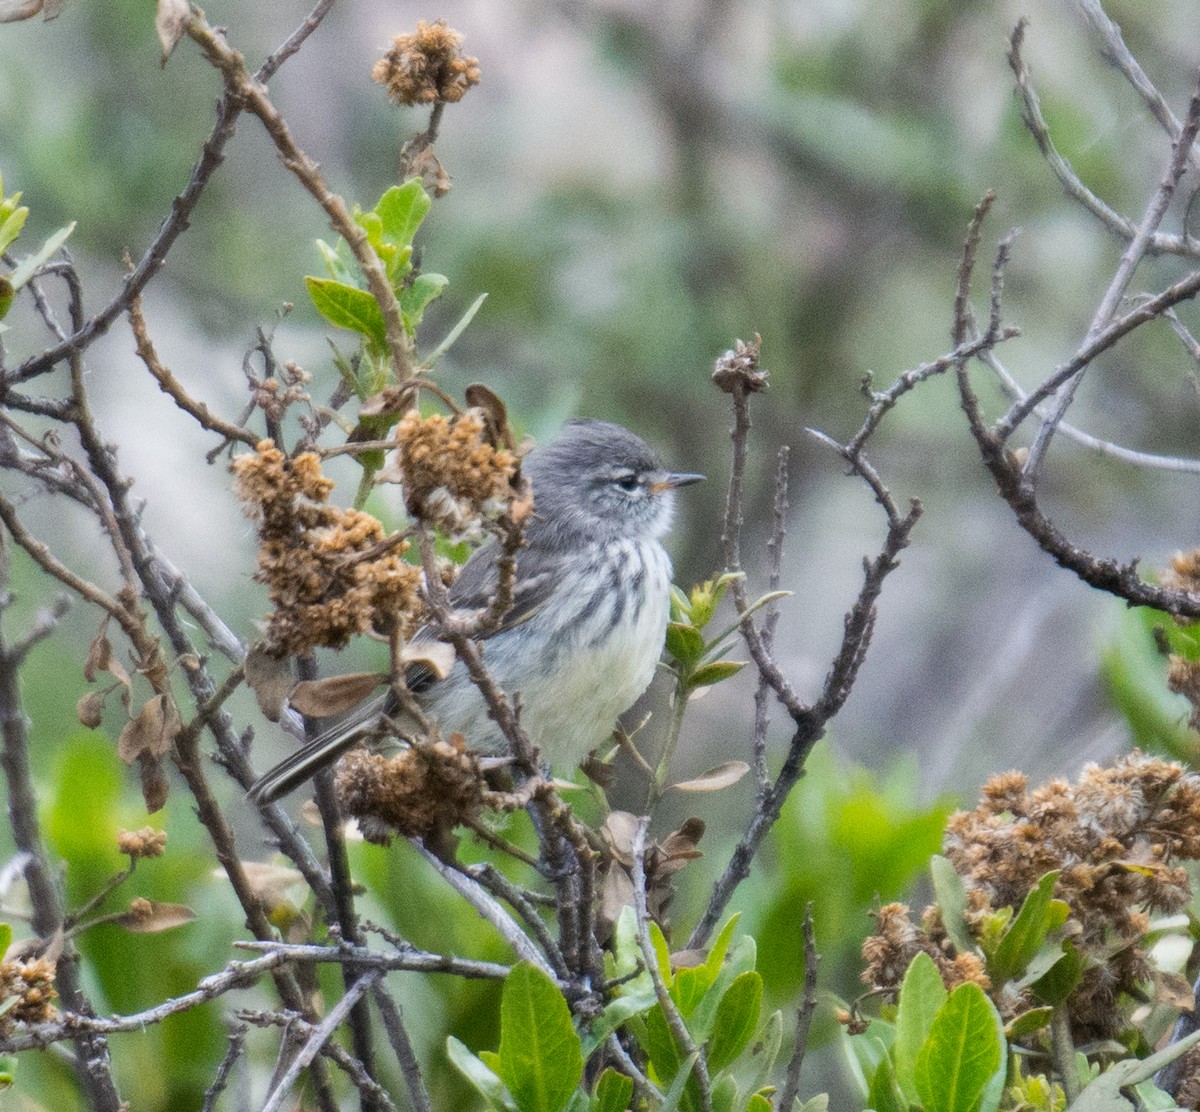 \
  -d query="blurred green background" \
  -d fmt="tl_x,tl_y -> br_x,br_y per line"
3,0 -> 1200,1106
